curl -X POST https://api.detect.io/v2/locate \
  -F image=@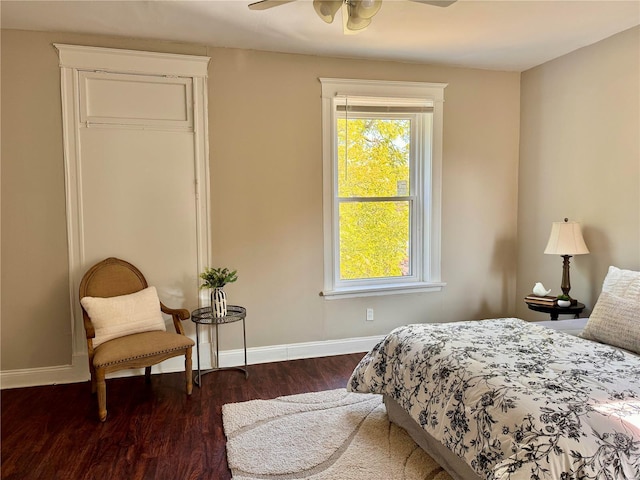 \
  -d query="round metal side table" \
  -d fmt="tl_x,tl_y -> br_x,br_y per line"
190,305 -> 248,387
